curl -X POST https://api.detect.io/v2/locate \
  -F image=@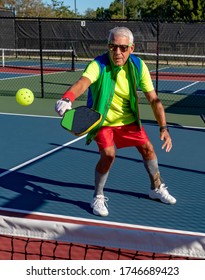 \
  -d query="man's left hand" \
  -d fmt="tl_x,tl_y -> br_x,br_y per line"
160,130 -> 172,152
